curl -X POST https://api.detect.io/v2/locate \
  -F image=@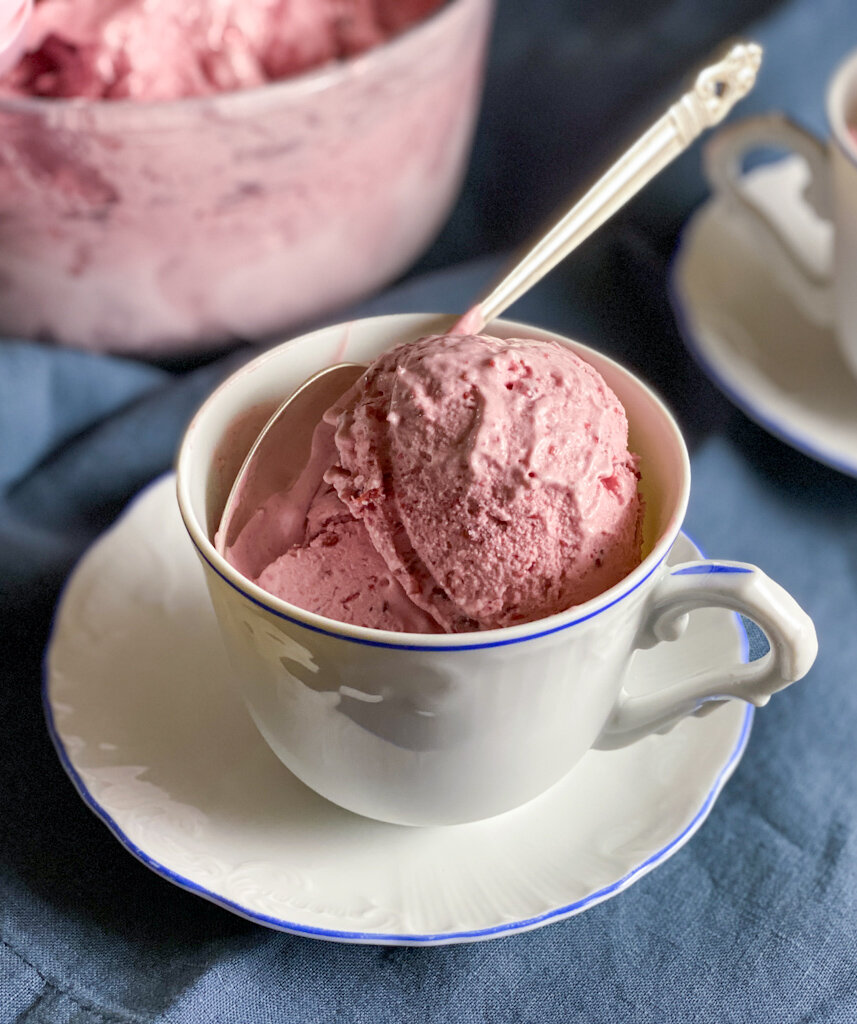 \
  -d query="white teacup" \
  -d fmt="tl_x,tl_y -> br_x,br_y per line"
705,49 -> 857,379
176,314 -> 817,826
